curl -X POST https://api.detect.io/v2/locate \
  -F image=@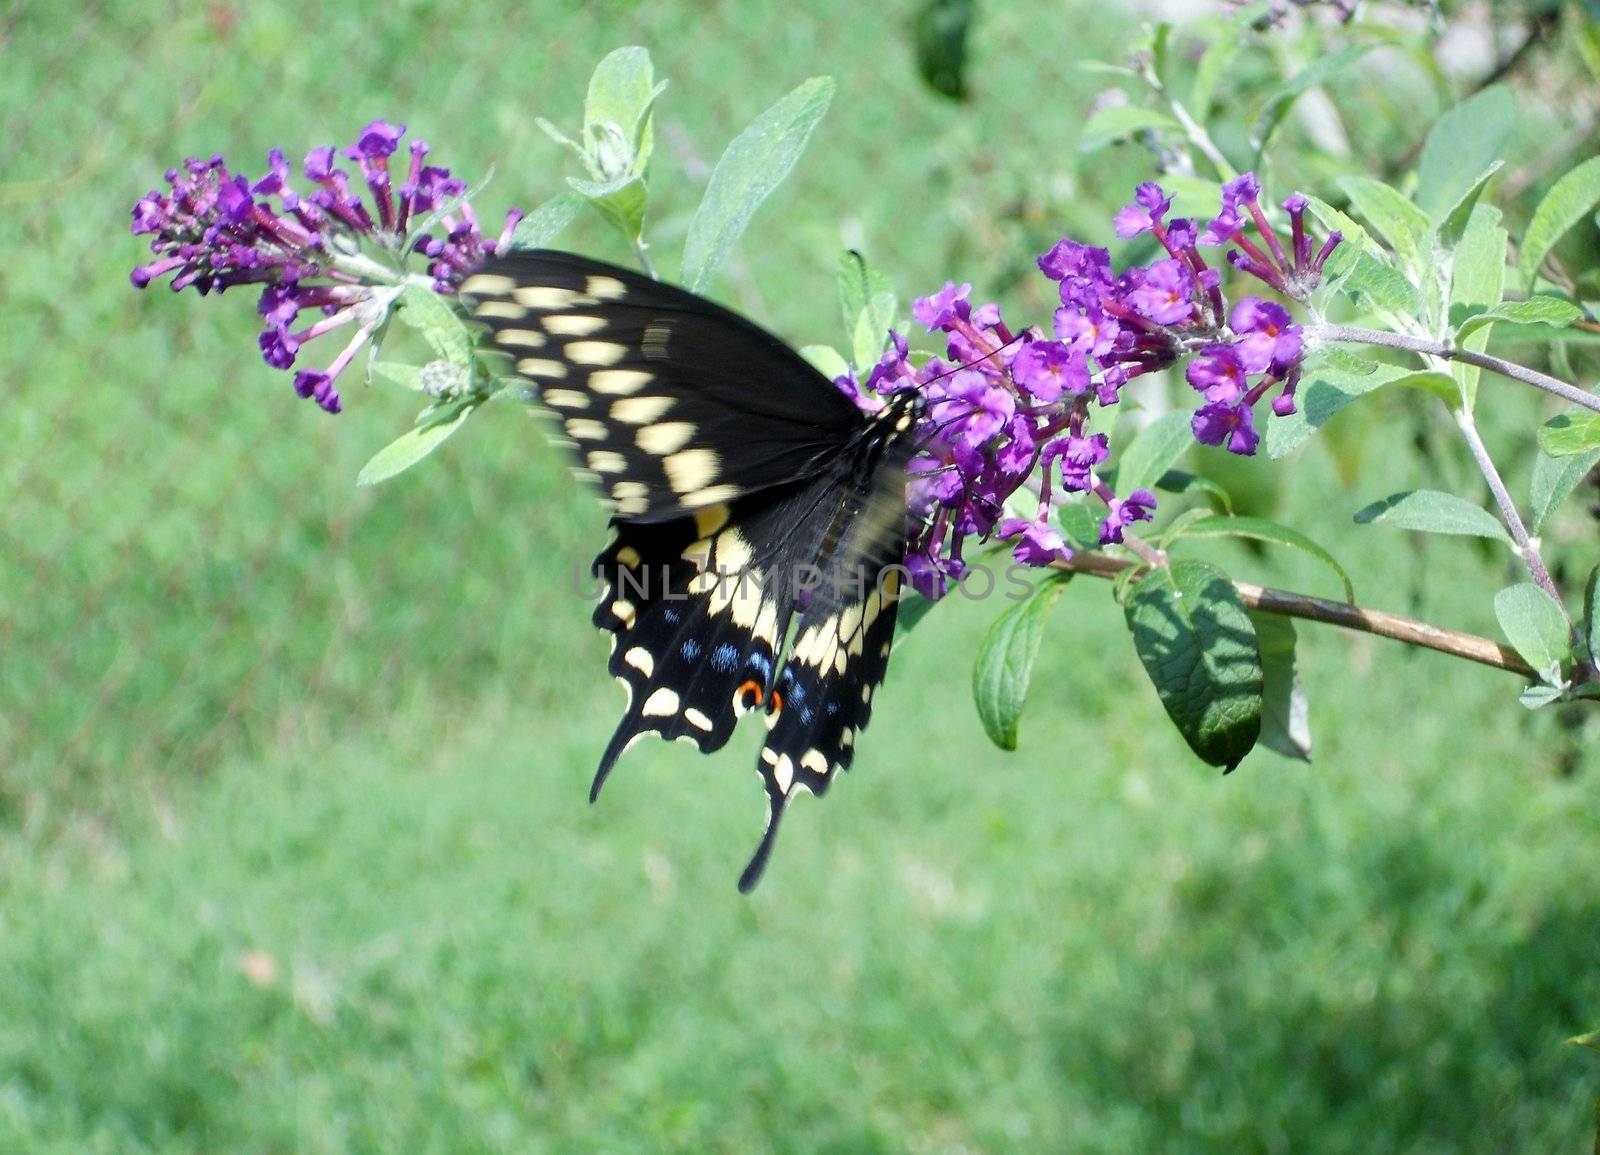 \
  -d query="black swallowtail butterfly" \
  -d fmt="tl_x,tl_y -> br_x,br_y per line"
461,251 -> 922,891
